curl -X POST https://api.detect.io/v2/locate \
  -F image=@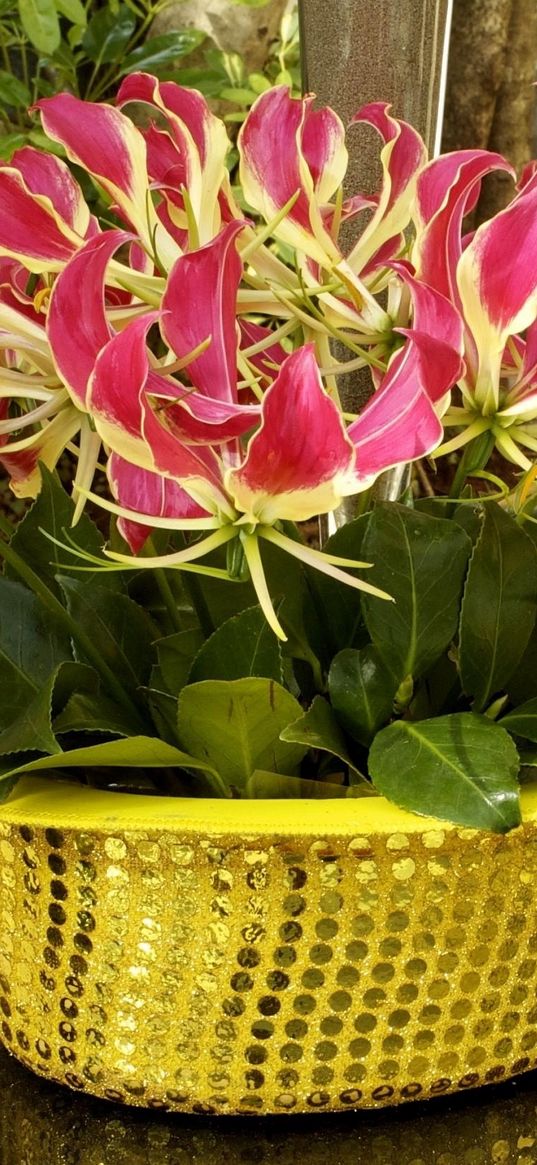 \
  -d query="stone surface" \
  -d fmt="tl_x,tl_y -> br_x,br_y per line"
152,0 -> 289,73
